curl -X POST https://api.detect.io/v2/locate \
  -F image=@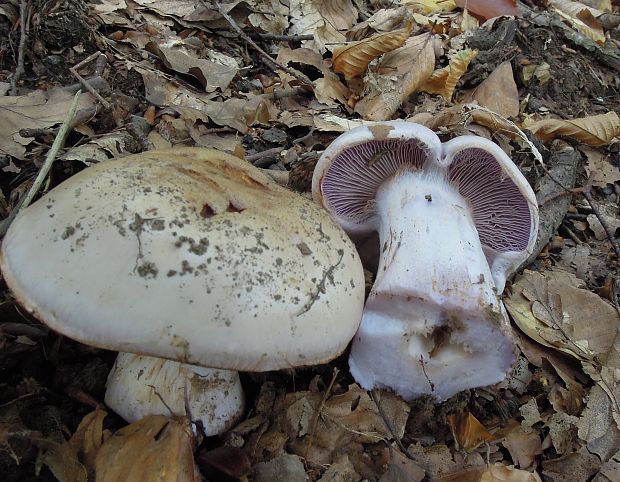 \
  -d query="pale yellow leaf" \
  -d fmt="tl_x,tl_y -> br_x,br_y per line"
420,48 -> 477,100
354,34 -> 436,120
400,0 -> 457,14
333,25 -> 412,80
548,0 -> 605,43
526,111 -> 620,146
480,464 -> 542,481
